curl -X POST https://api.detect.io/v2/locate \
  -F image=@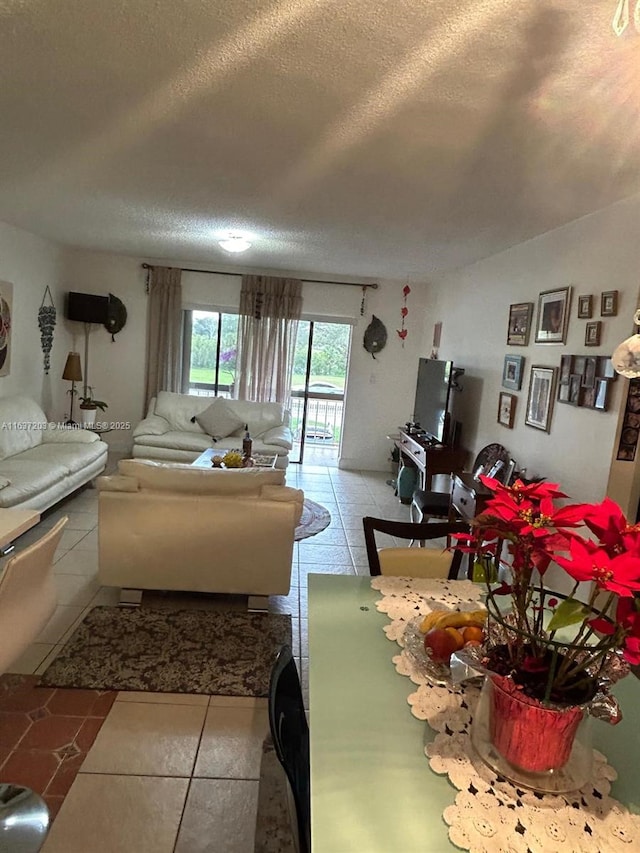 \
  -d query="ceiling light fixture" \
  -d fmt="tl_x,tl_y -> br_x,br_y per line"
218,231 -> 252,253
611,309 -> 640,377
613,0 -> 640,35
